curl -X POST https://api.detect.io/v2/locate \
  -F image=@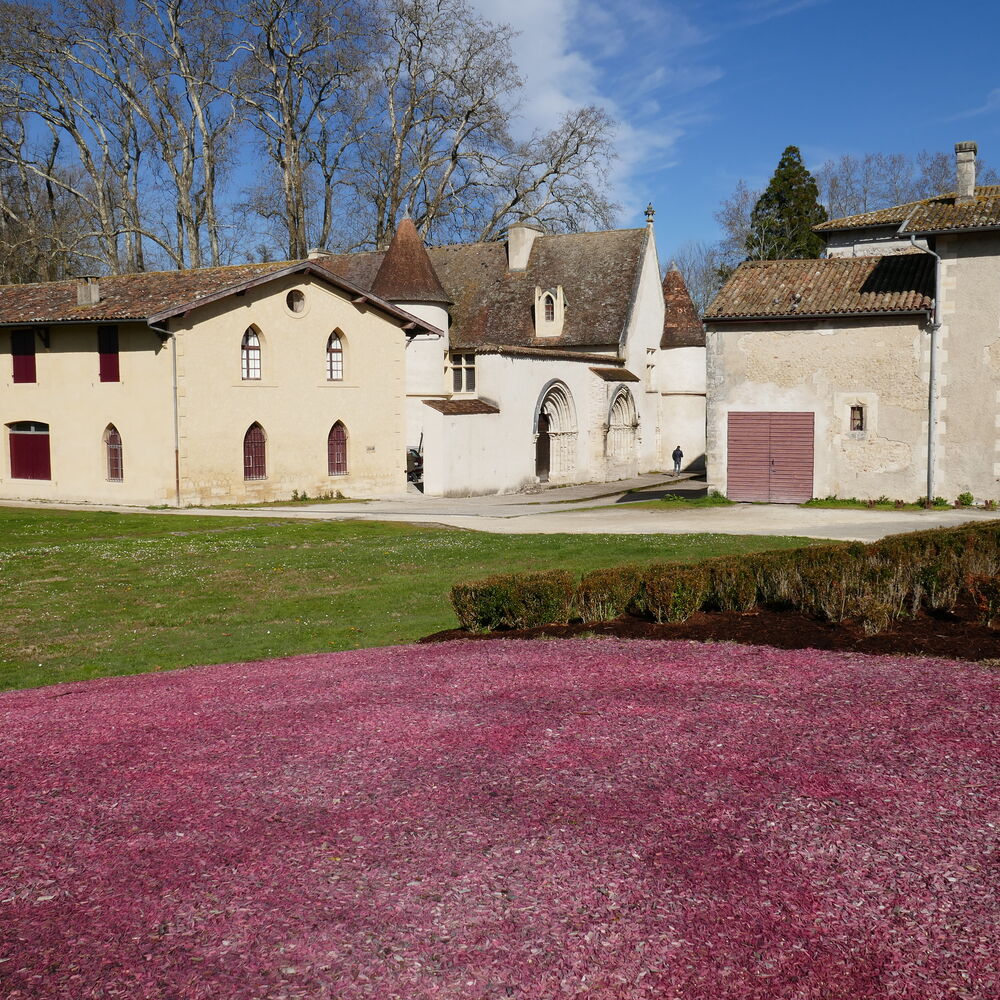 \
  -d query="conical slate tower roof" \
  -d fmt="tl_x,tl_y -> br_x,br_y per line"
661,263 -> 704,349
371,218 -> 451,303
